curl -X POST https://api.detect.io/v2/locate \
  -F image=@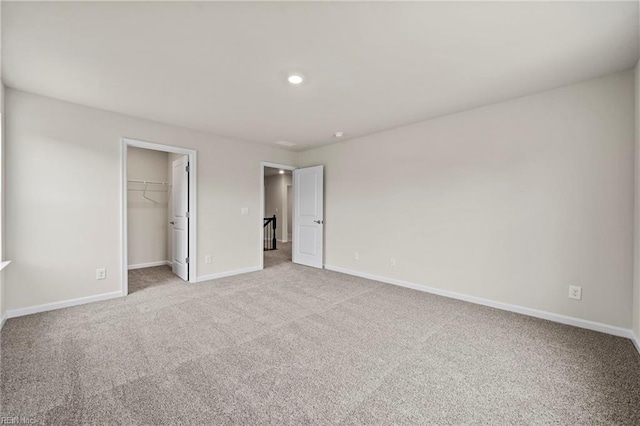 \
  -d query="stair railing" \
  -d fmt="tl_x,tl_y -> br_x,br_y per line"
263,215 -> 277,251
